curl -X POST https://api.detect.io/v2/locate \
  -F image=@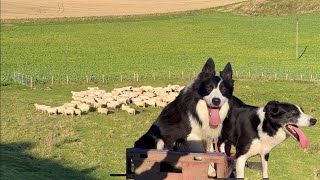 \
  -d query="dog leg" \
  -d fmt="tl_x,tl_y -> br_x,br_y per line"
261,153 -> 269,179
236,155 -> 248,178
